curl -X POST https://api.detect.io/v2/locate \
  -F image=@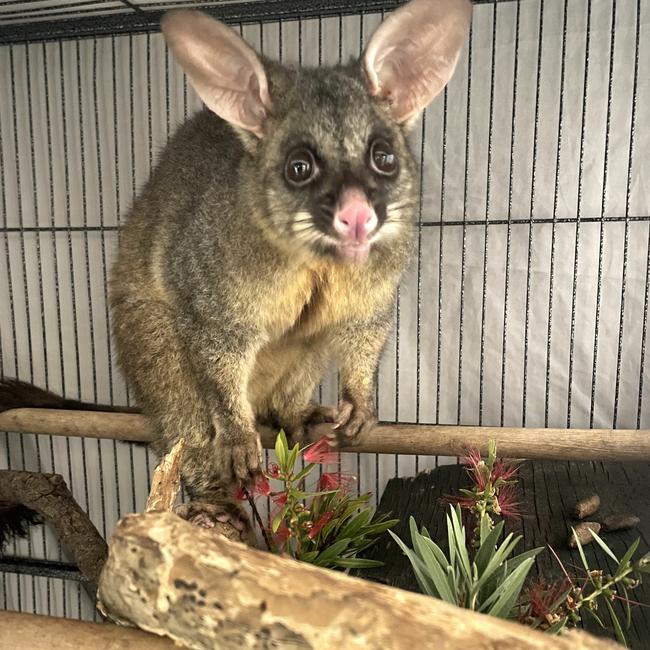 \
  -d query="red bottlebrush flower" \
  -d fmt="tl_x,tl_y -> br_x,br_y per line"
491,459 -> 519,482
308,511 -> 334,539
272,492 -> 288,506
318,472 -> 357,493
273,522 -> 292,550
235,474 -> 271,500
303,437 -> 338,465
267,463 -> 281,479
461,448 -> 488,490
494,484 -> 521,518
524,576 -> 572,621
